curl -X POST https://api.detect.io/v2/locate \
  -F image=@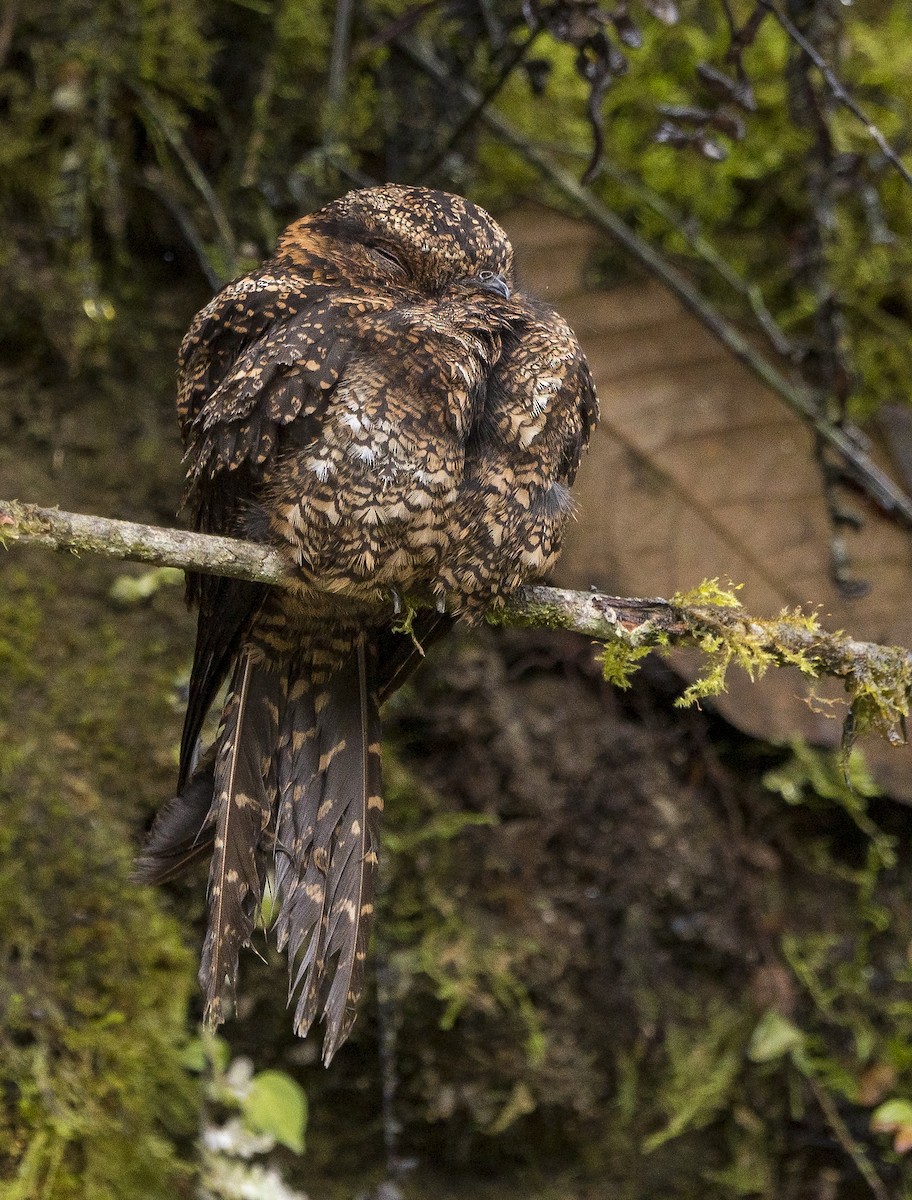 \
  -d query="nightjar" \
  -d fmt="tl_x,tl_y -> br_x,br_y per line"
137,185 -> 598,1063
